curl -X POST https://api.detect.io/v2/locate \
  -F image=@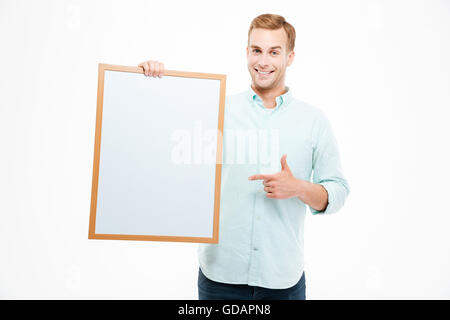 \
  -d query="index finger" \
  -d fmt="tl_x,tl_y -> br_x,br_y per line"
248,174 -> 275,181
